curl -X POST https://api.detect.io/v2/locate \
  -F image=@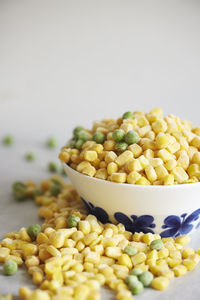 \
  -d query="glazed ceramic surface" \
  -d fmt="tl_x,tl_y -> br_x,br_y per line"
64,164 -> 200,237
